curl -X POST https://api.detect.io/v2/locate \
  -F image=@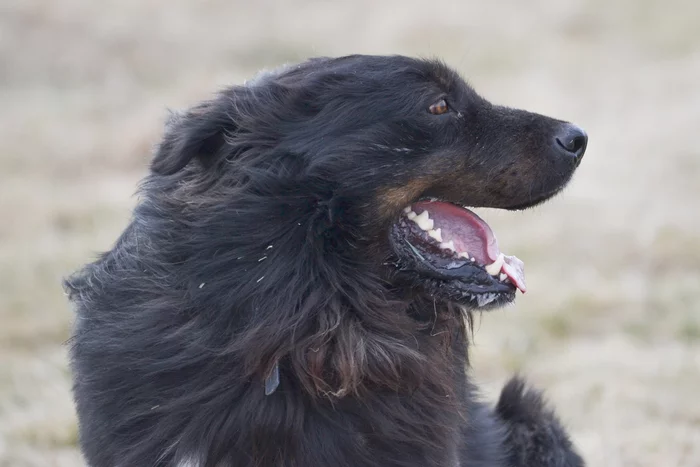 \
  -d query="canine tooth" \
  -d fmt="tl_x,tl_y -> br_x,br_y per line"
403,206 -> 412,213
428,228 -> 443,242
407,211 -> 417,220
499,273 -> 507,282
458,252 -> 470,259
471,257 -> 476,262
440,240 -> 456,252
413,210 -> 433,230
414,210 -> 429,223
485,253 -> 505,276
